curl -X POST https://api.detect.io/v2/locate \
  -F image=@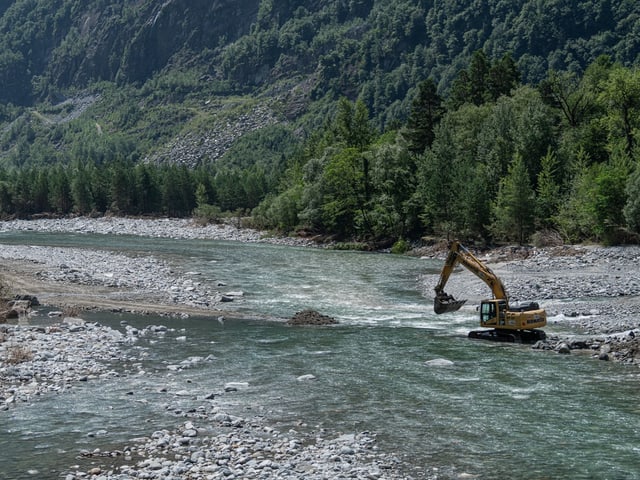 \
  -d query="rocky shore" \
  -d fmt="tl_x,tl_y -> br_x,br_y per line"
0,217 -> 414,479
0,216 -> 317,246
0,318 -> 127,410
0,217 -> 318,317
69,421 -> 404,479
